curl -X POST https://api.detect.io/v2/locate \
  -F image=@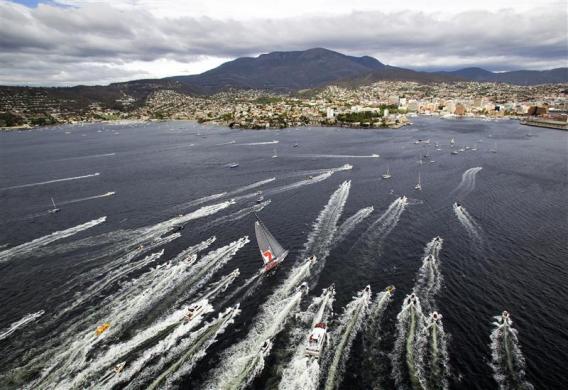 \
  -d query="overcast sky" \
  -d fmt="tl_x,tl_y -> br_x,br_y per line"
1,0 -> 567,86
